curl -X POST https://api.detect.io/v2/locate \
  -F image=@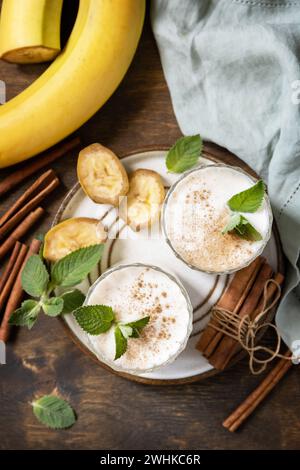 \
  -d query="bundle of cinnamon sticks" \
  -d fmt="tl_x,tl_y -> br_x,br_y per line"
197,256 -> 284,370
196,256 -> 291,431
0,137 -> 80,261
0,136 -> 81,341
